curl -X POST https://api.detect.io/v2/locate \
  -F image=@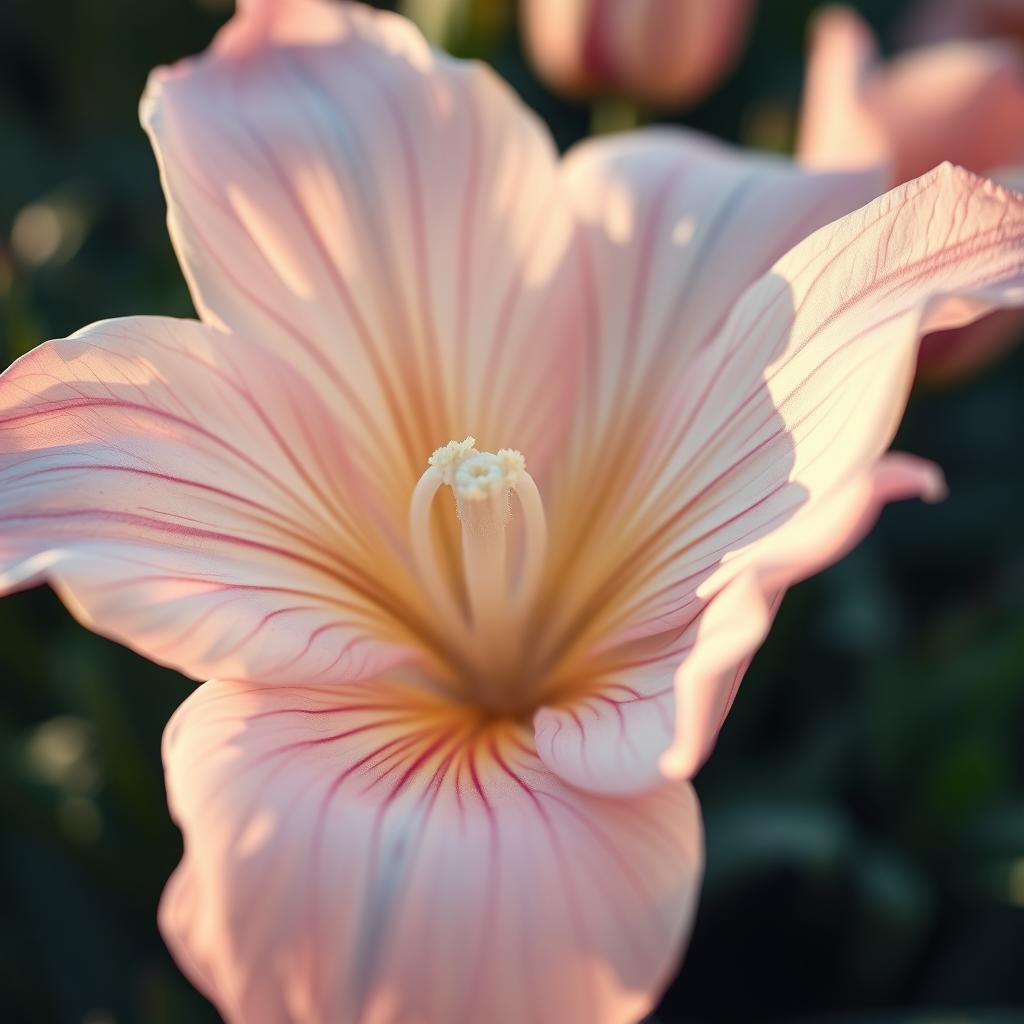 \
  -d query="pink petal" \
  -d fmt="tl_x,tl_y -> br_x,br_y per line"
546,126 -> 886,545
627,164 -> 1024,640
142,0 -> 583,481
542,163 -> 1024,792
537,455 -> 941,795
661,453 -> 944,779
796,7 -> 890,177
651,164 -> 1024,772
159,678 -> 703,1024
534,131 -> 880,755
534,646 -> 676,796
0,317 -> 407,684
560,128 -> 884,436
799,6 -> 1024,185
